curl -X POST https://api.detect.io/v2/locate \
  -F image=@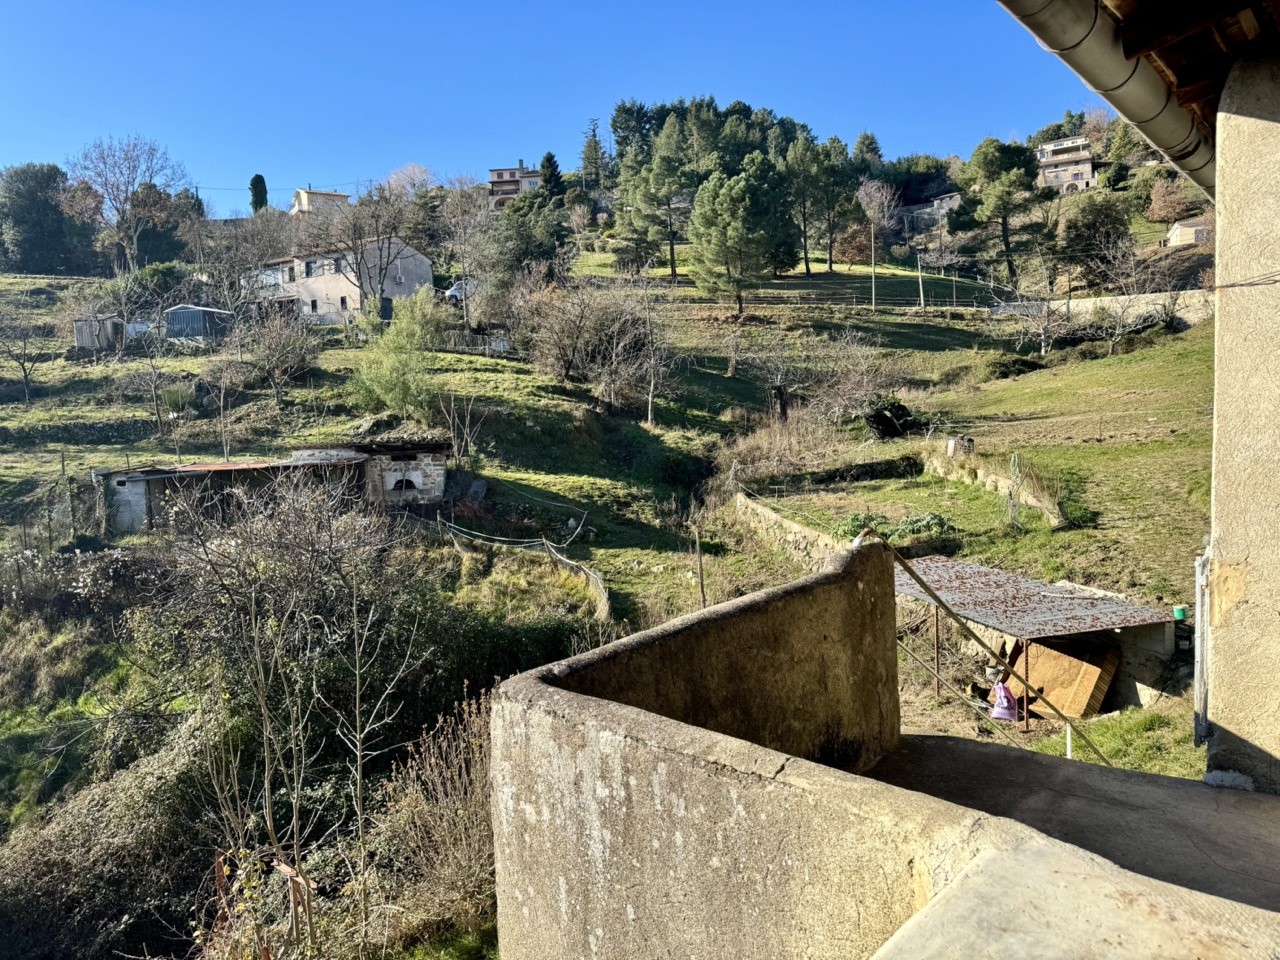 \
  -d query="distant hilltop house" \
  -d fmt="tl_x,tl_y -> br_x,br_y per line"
95,440 -> 450,535
1036,135 -> 1096,193
1163,213 -> 1214,247
289,187 -> 352,219
899,192 -> 962,231
488,160 -> 541,211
